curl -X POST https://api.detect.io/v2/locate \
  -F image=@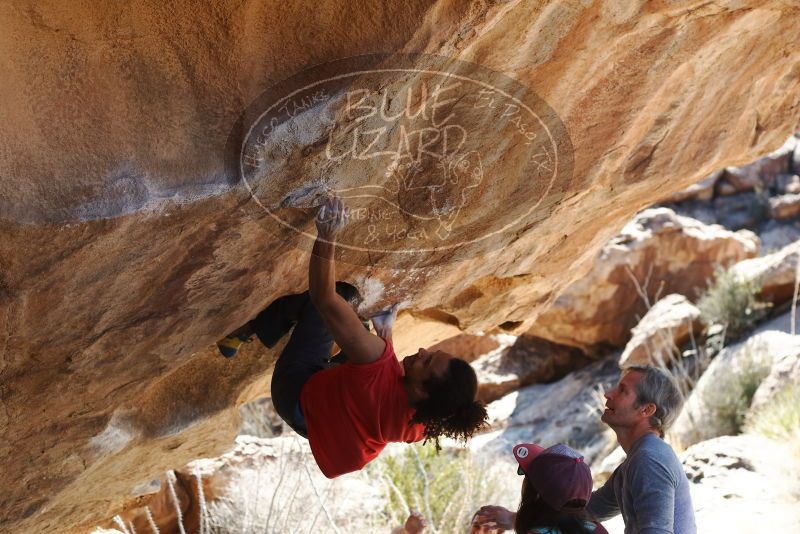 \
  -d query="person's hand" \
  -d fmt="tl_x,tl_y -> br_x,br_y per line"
371,303 -> 399,340
474,505 -> 515,531
315,195 -> 347,240
403,511 -> 427,534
